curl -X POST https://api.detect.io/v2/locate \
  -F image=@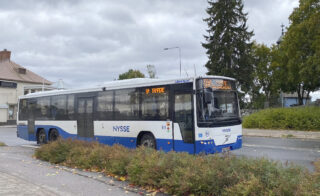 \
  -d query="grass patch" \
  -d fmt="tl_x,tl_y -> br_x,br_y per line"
0,142 -> 6,146
35,139 -> 320,195
243,107 -> 320,131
